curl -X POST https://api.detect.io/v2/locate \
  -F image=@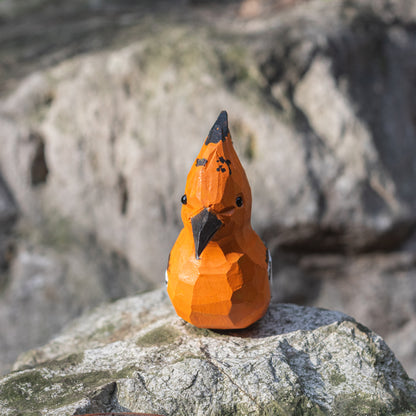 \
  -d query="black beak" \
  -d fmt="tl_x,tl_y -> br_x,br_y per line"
191,208 -> 223,259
